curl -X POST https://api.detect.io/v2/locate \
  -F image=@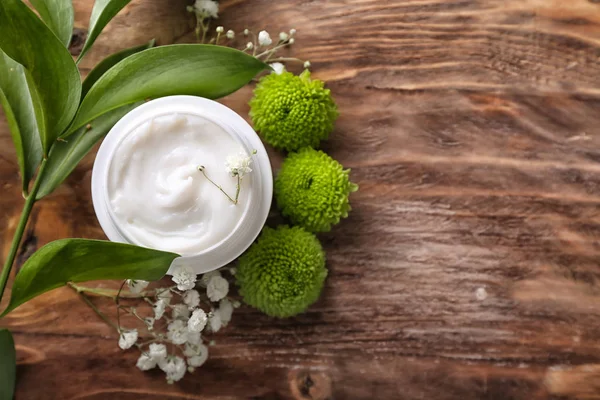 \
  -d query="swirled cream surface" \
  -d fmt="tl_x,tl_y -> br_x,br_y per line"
107,113 -> 251,255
